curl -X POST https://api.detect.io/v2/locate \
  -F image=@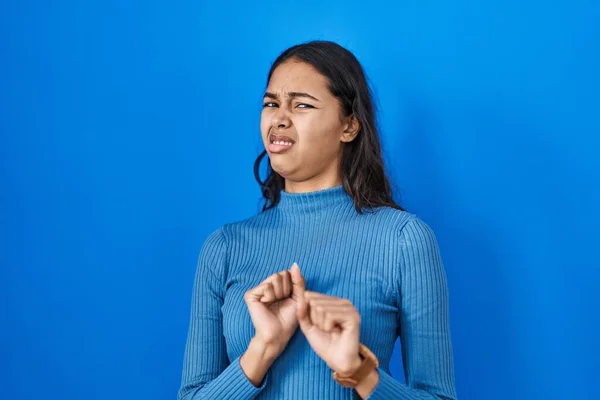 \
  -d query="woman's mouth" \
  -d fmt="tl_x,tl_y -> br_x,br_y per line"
268,136 -> 295,154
